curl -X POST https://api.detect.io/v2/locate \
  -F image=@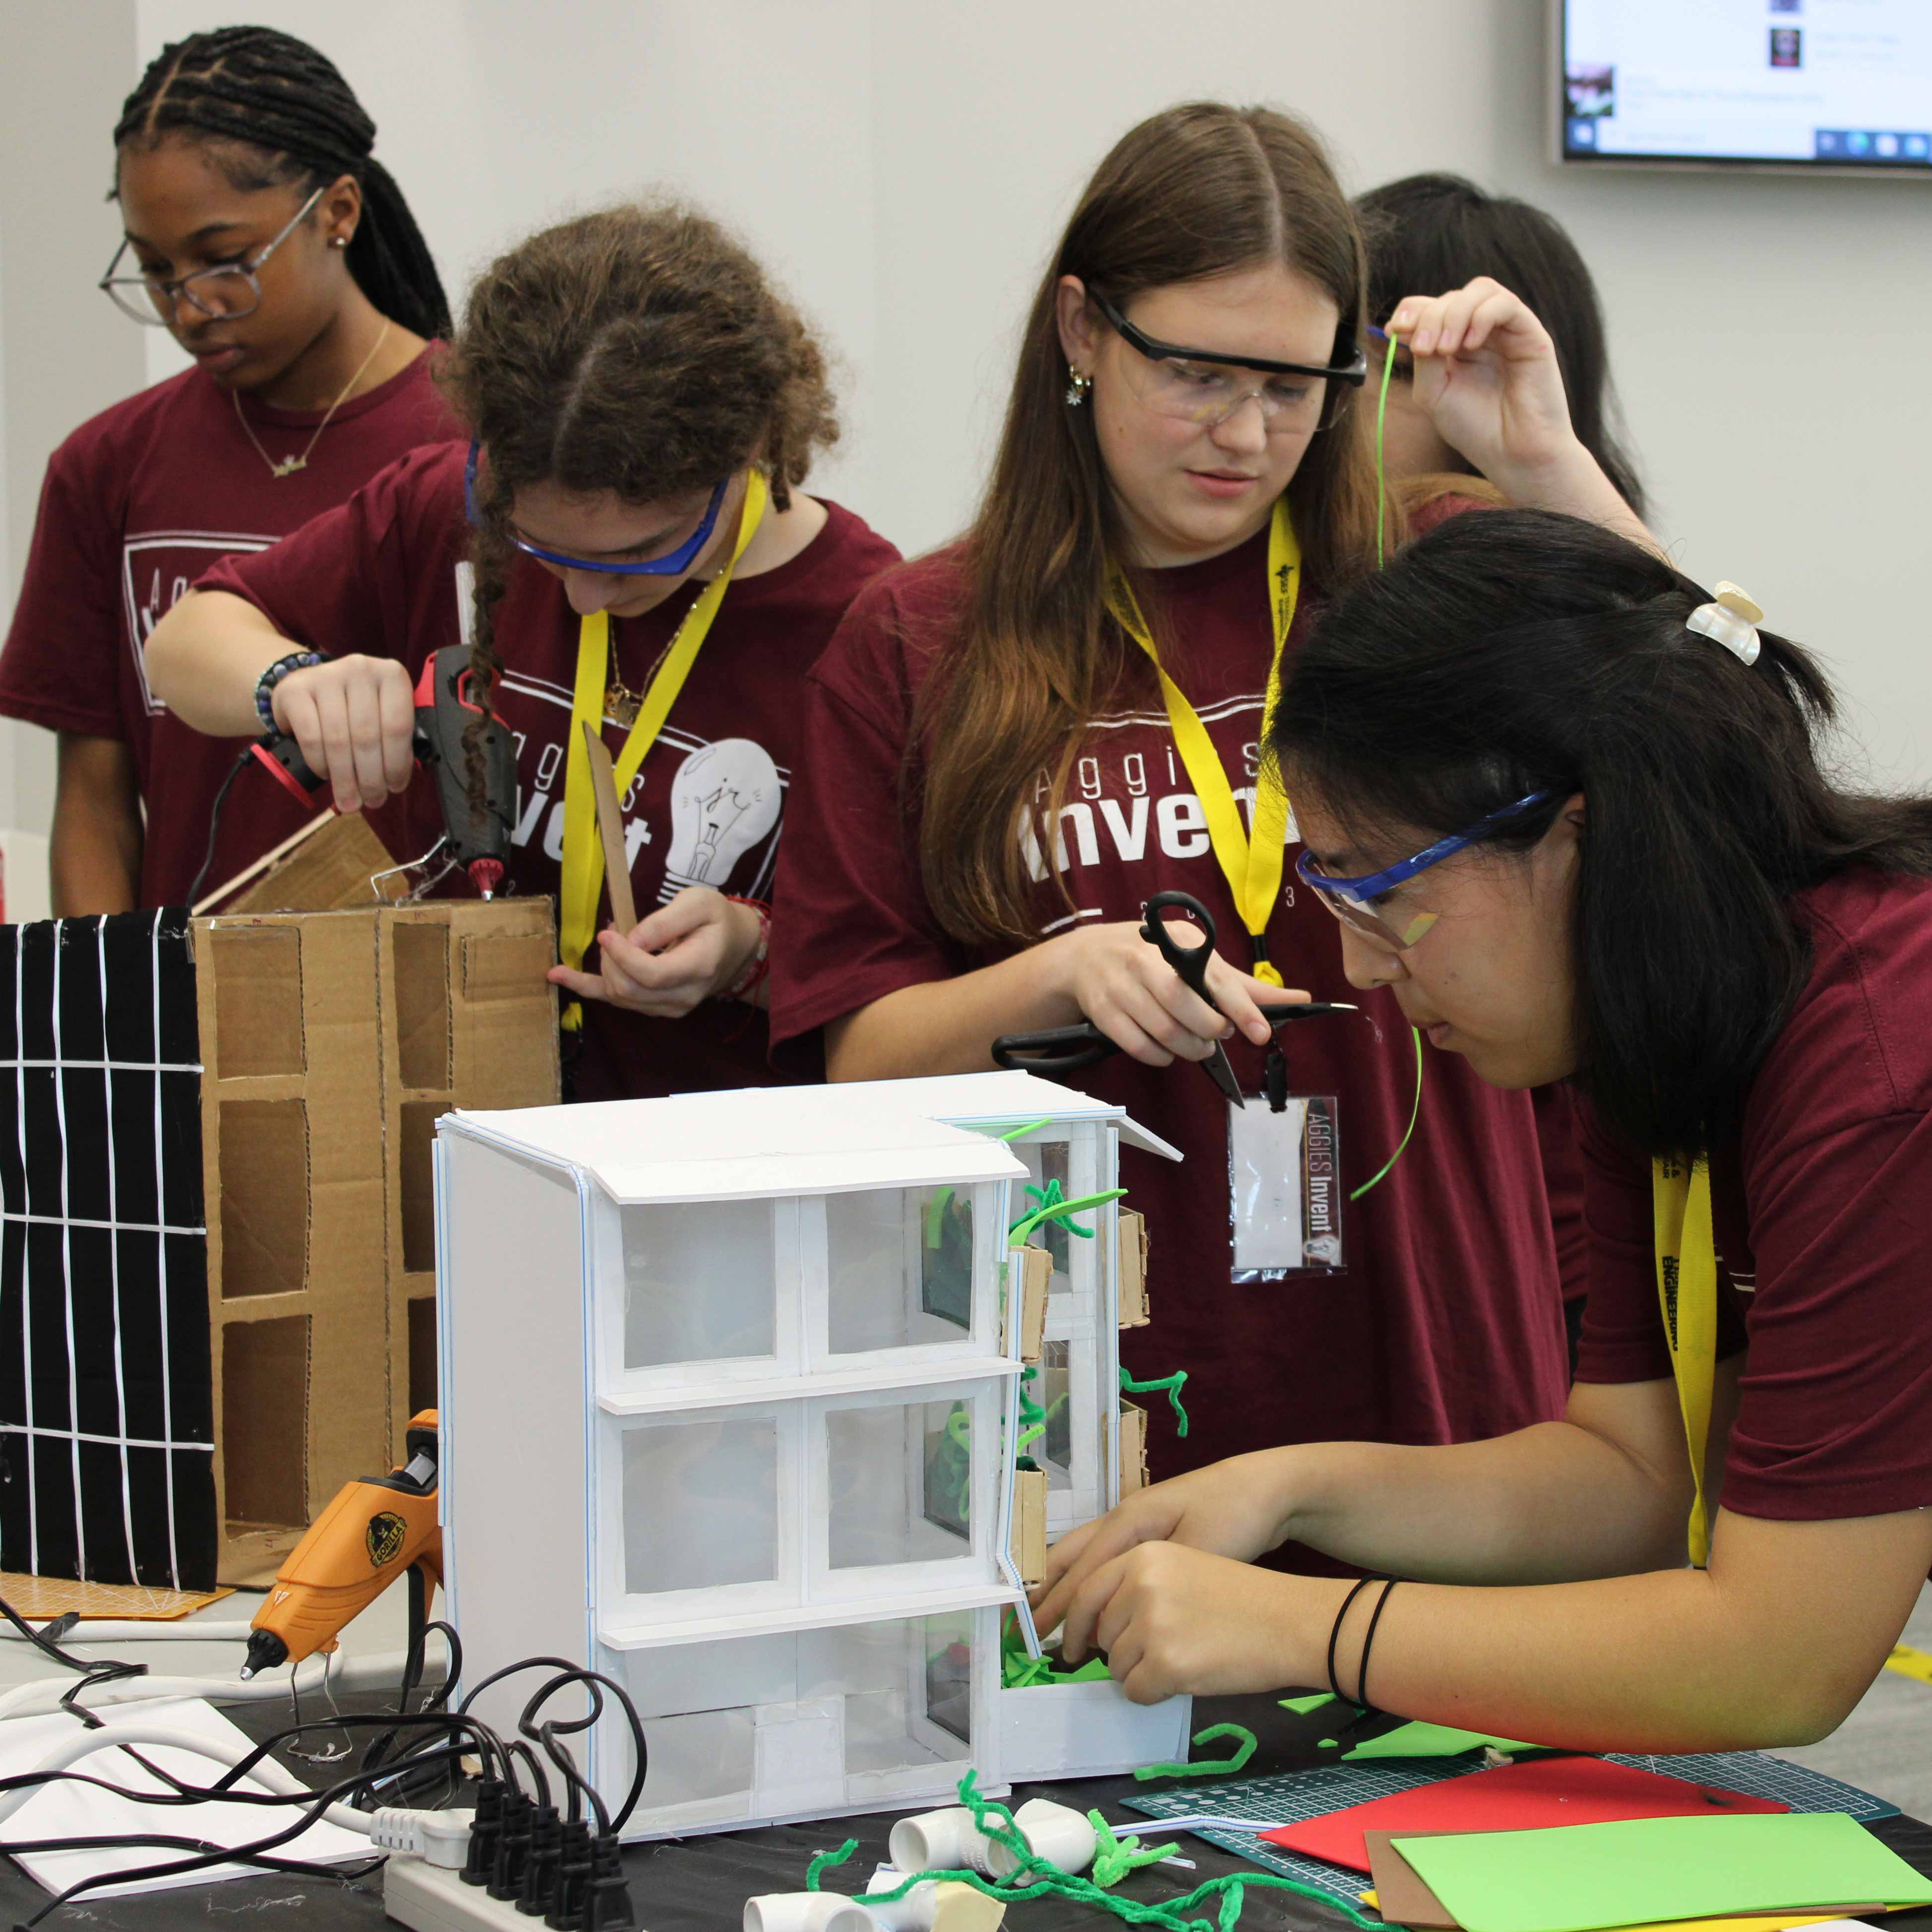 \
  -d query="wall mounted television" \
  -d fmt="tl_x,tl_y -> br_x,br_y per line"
1554,0 -> 1932,174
